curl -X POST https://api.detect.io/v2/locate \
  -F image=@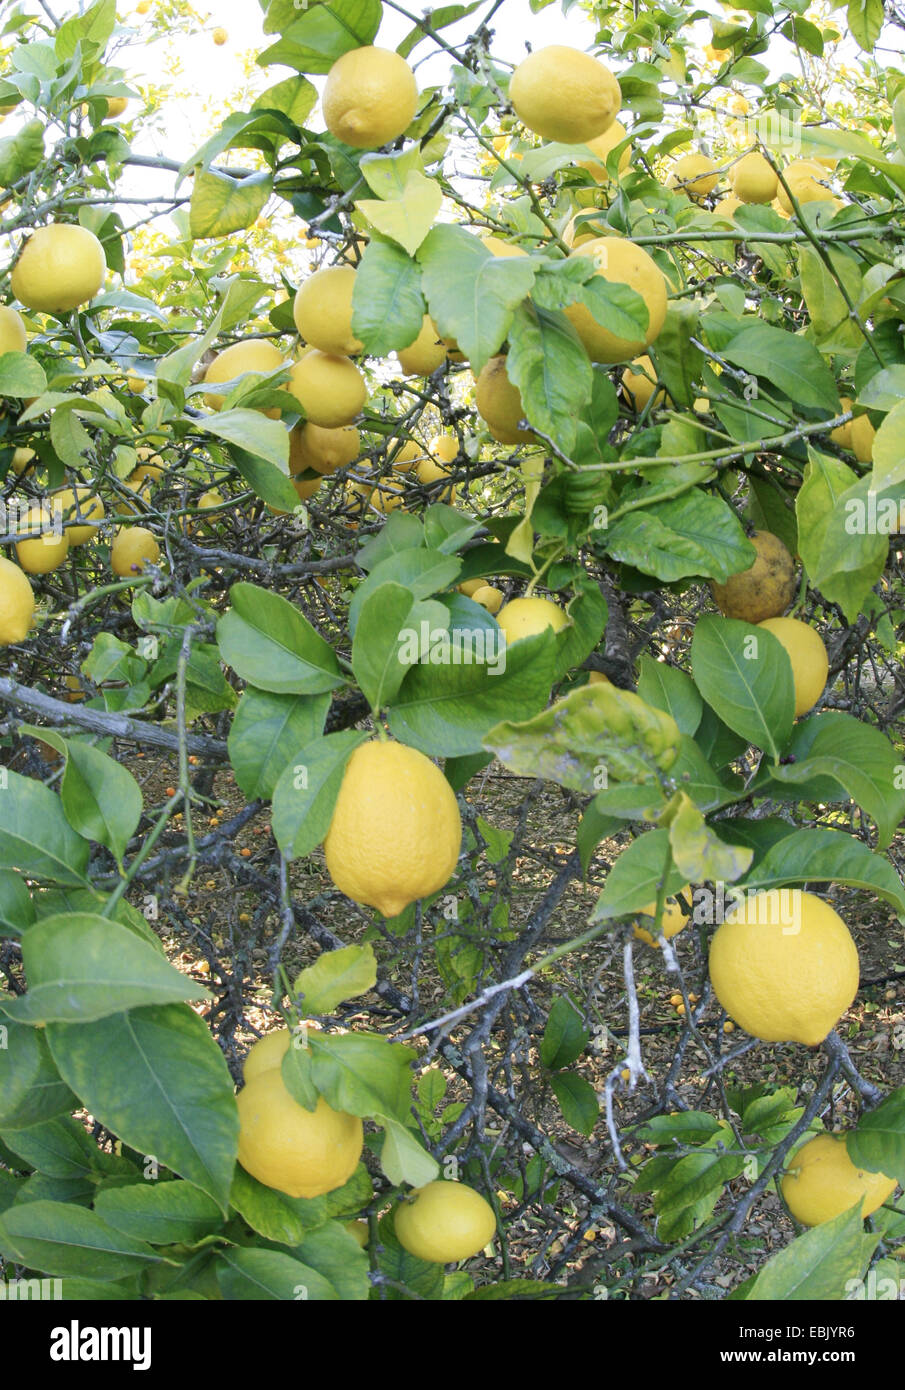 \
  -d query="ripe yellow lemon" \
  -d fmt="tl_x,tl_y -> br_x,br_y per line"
390,439 -> 424,472
776,159 -> 832,213
475,355 -> 533,444
713,192 -> 742,218
667,153 -> 720,199
10,448 -> 36,477
758,616 -> 828,718
322,46 -> 418,150
563,210 -> 609,250
287,351 -> 367,428
237,1069 -> 363,1199
11,224 -> 106,315
709,889 -> 858,1046
509,46 -> 621,144
622,355 -> 666,411
345,1219 -> 370,1248
710,530 -> 797,623
578,119 -> 631,181
481,235 -> 528,258
15,505 -> 69,574
730,151 -> 778,204
203,339 -> 285,417
564,236 -> 668,364
850,413 -> 875,463
111,525 -> 160,577
471,584 -> 503,614
243,1028 -> 292,1083
588,670 -> 610,685
781,1133 -> 896,1227
50,485 -> 105,545
289,422 -> 360,476
105,96 -> 128,118
212,27 -> 227,45
458,578 -> 486,597
293,475 -> 322,502
323,740 -> 462,918
415,455 -> 456,501
0,556 -> 35,645
0,305 -> 27,354
429,434 -> 458,466
830,395 -> 853,450
366,478 -> 406,514
396,315 -> 447,376
293,266 -> 363,356
633,887 -> 691,947
496,595 -> 567,643
394,1180 -> 496,1263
